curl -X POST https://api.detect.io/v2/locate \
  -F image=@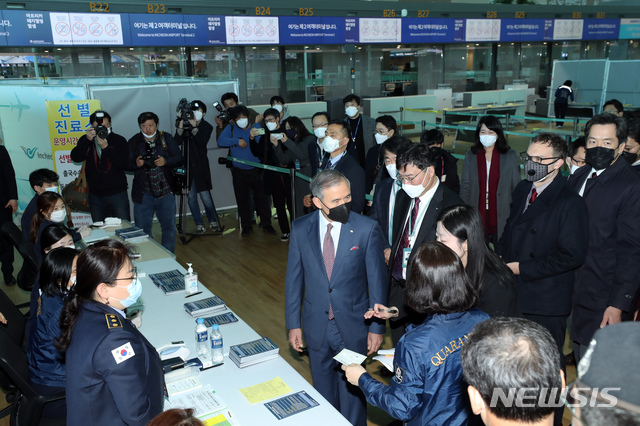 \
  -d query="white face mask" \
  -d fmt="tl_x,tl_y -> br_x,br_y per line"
68,275 -> 77,290
45,186 -> 59,194
375,133 -> 388,145
266,122 -> 278,131
479,134 -> 498,147
272,104 -> 283,113
142,131 -> 156,139
50,209 -> 66,223
402,171 -> 429,198
386,163 -> 397,179
314,127 -> 327,138
236,118 -> 249,129
194,110 -> 203,121
570,164 -> 580,175
345,106 -> 359,118
323,136 -> 342,153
